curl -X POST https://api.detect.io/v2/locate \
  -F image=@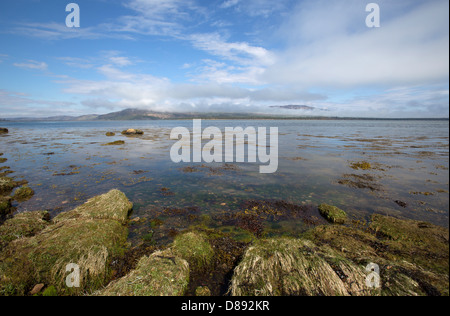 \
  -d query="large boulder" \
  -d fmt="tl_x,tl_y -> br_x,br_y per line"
98,249 -> 189,296
0,189 -> 133,296
230,238 -> 372,296
97,231 -> 213,296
